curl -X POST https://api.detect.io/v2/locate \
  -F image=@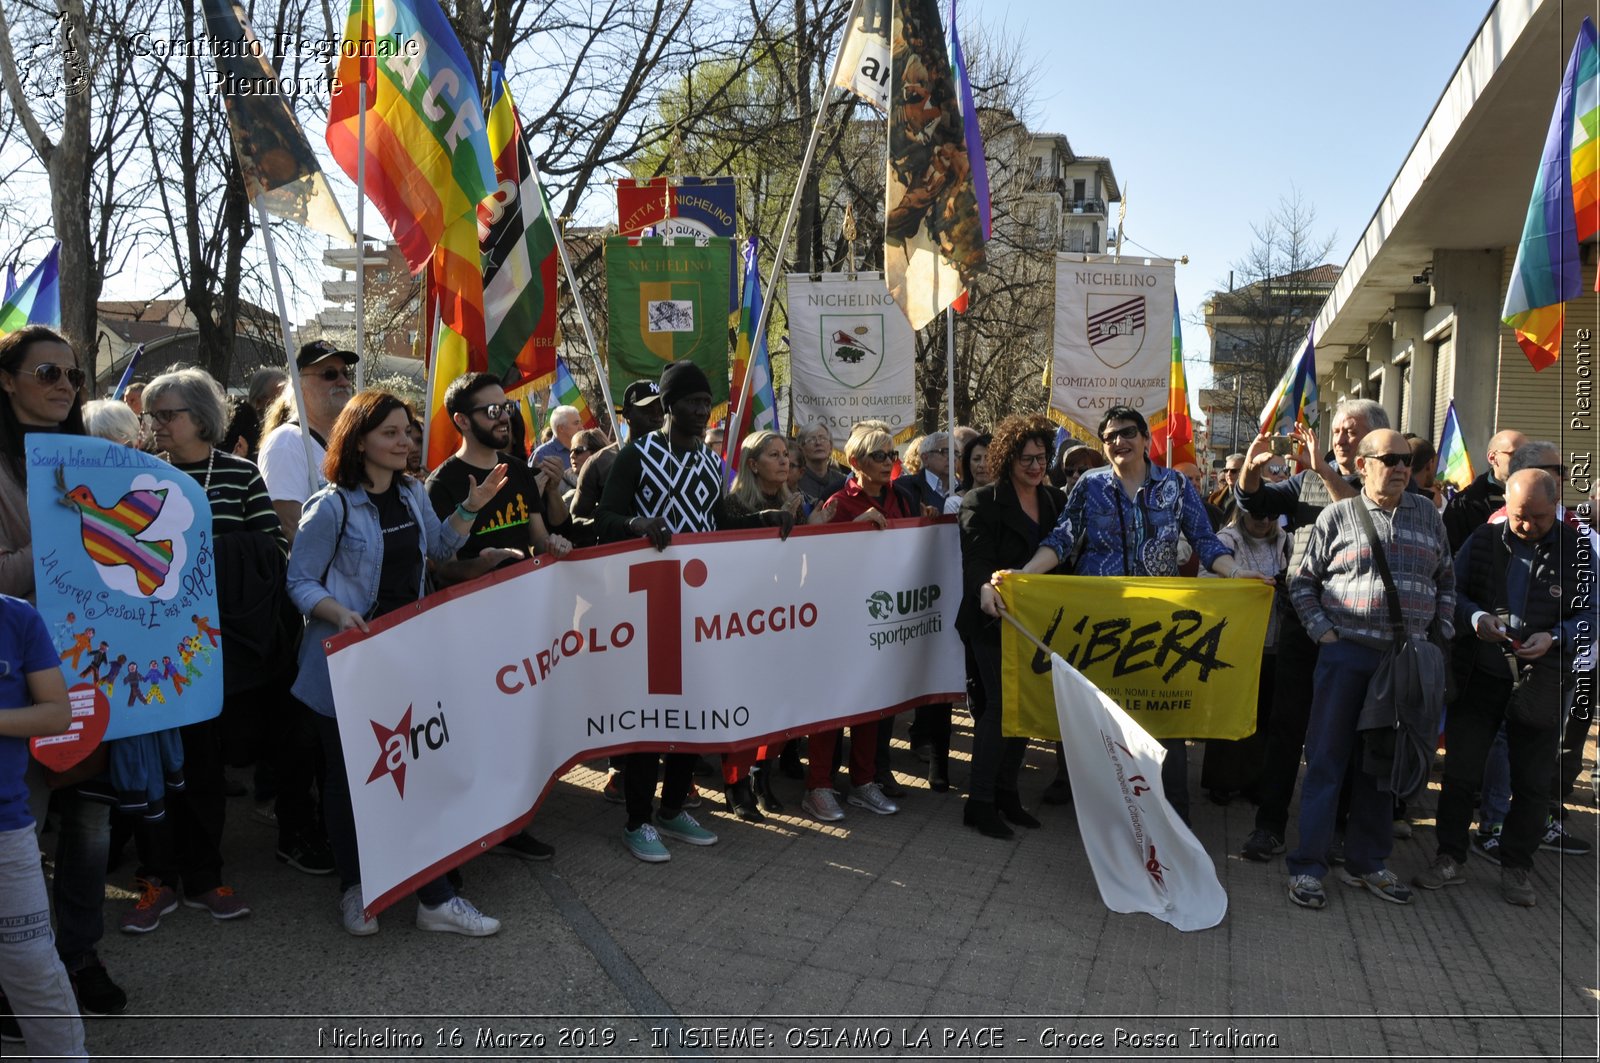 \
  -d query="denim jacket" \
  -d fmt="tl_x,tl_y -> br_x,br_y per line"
1040,464 -> 1232,576
287,477 -> 466,716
